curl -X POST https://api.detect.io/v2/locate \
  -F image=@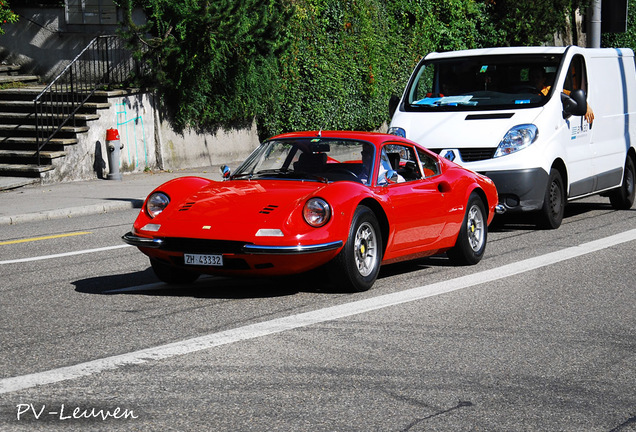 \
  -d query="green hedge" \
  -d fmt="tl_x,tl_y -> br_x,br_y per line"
119,0 -> 598,139
261,0 -> 498,137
